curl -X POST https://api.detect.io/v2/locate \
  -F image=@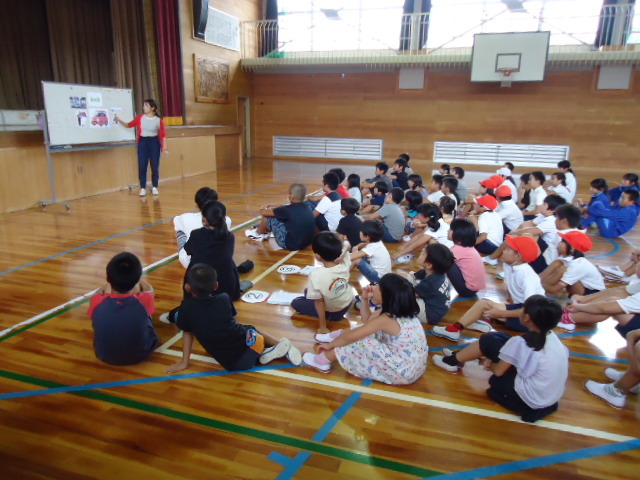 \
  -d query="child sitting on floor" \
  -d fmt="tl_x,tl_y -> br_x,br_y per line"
302,273 -> 428,385
364,187 -> 406,243
540,230 -> 605,297
495,184 -> 523,235
469,194 -> 503,255
336,197 -> 363,249
165,264 -> 301,373
347,173 -> 363,204
433,234 -> 544,341
439,196 -> 456,224
88,252 -> 158,366
446,218 -> 487,298
394,203 -> 453,264
407,174 -> 430,200
413,243 -> 454,325
291,232 -> 355,334
581,190 -> 639,238
360,181 -> 389,215
432,295 -> 568,423
350,220 -> 392,285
